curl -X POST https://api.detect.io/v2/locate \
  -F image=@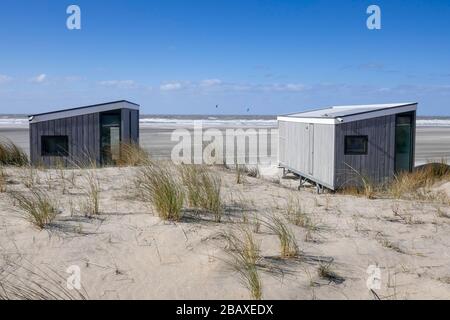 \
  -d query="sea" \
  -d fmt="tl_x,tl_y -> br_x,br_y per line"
0,114 -> 450,128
